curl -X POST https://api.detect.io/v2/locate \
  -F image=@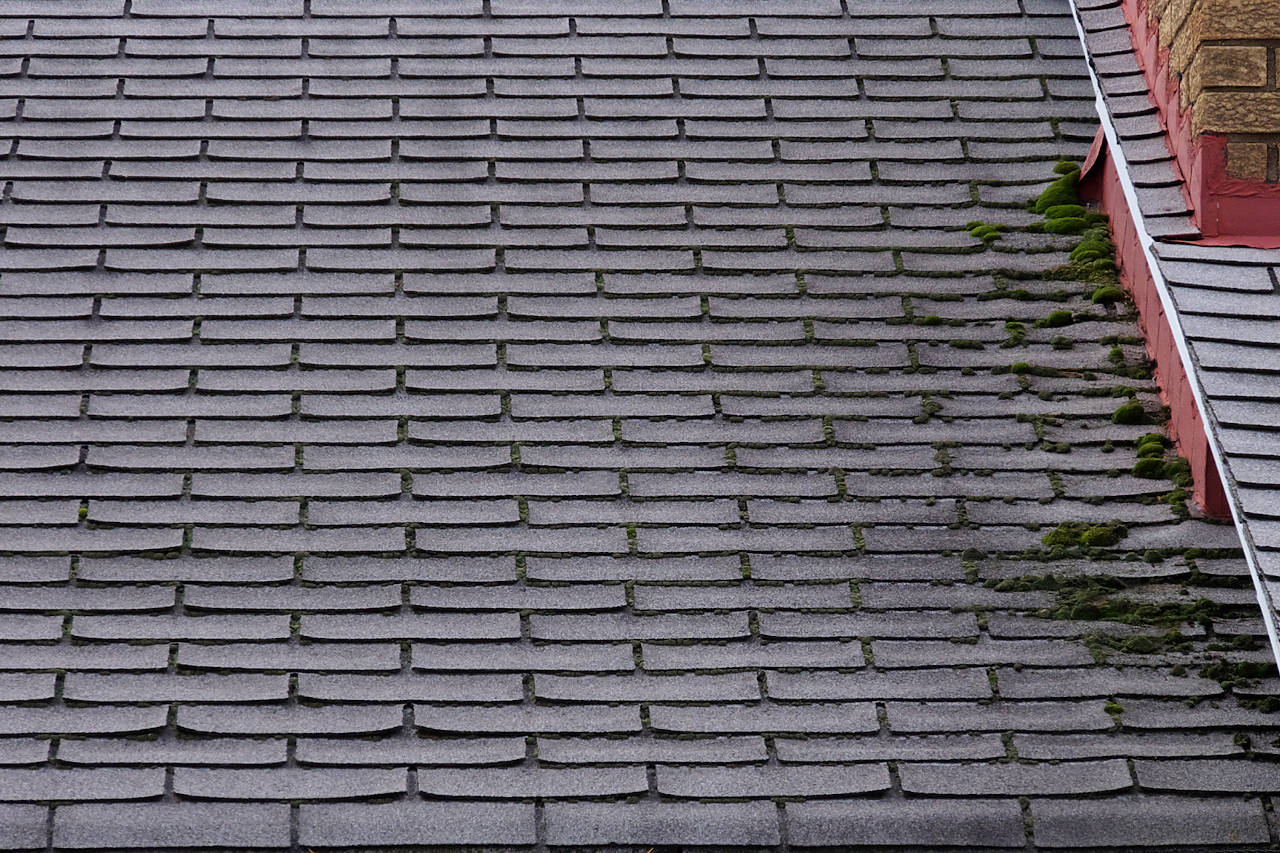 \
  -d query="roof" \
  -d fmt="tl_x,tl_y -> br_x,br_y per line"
1071,0 -> 1280,660
0,0 -> 1277,849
